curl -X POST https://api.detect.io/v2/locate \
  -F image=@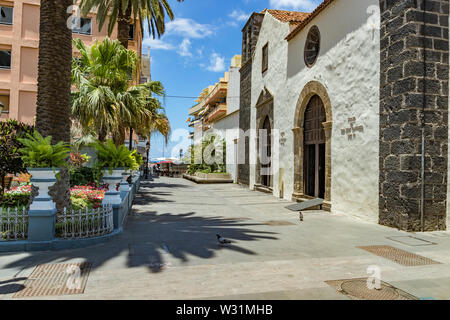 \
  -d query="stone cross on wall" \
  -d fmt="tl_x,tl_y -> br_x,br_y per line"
341,117 -> 364,141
